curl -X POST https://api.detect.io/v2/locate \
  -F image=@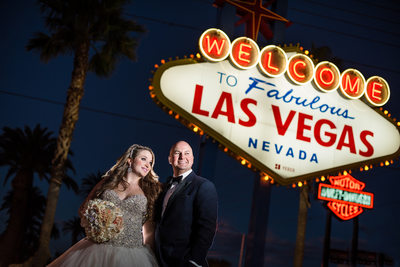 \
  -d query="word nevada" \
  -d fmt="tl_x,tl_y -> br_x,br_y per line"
199,28 -> 390,107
